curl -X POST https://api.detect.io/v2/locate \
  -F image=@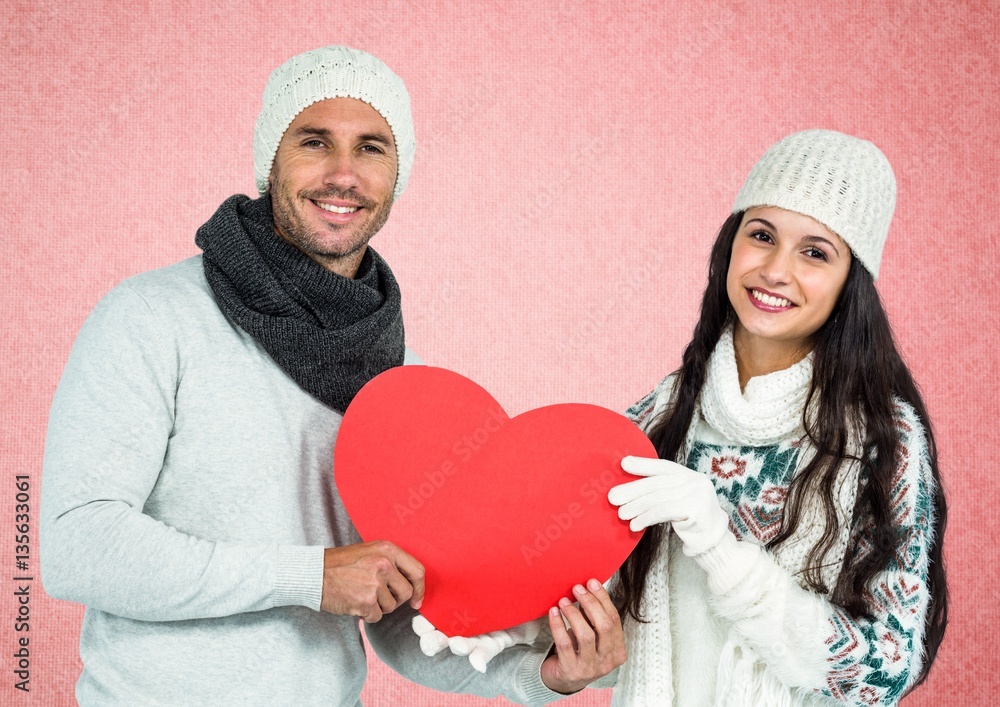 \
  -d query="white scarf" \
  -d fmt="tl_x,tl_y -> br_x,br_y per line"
700,329 -> 814,446
615,328 -> 860,706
